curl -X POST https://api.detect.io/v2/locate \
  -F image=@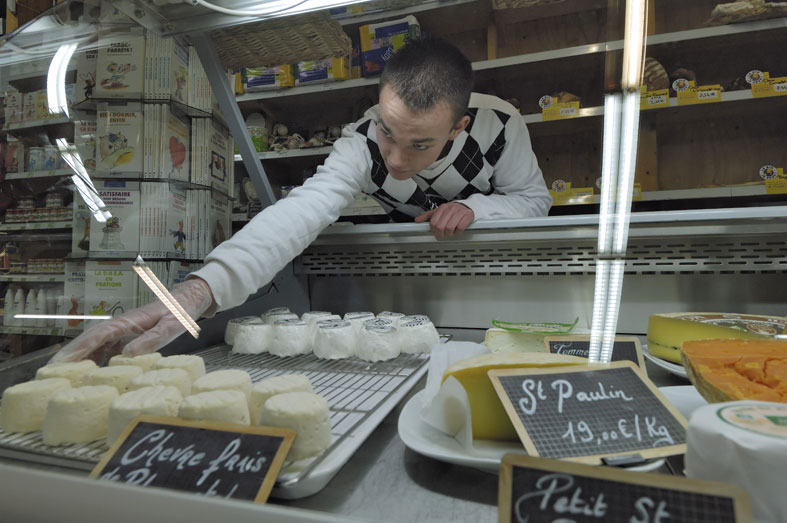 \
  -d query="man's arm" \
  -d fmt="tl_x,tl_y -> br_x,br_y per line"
192,127 -> 370,312
456,111 -> 552,220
